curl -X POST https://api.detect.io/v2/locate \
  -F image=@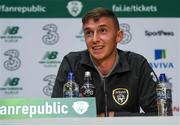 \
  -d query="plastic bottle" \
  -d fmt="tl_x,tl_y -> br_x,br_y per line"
63,72 -> 79,98
156,73 -> 167,116
166,77 -> 173,116
80,71 -> 96,97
